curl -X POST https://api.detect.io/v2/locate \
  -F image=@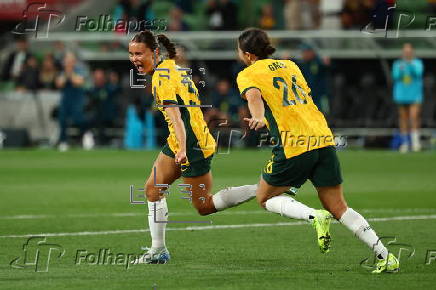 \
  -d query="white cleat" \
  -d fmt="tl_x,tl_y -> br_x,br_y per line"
411,143 -> 421,152
58,142 -> 69,152
131,247 -> 171,264
82,131 -> 95,150
399,144 -> 408,153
